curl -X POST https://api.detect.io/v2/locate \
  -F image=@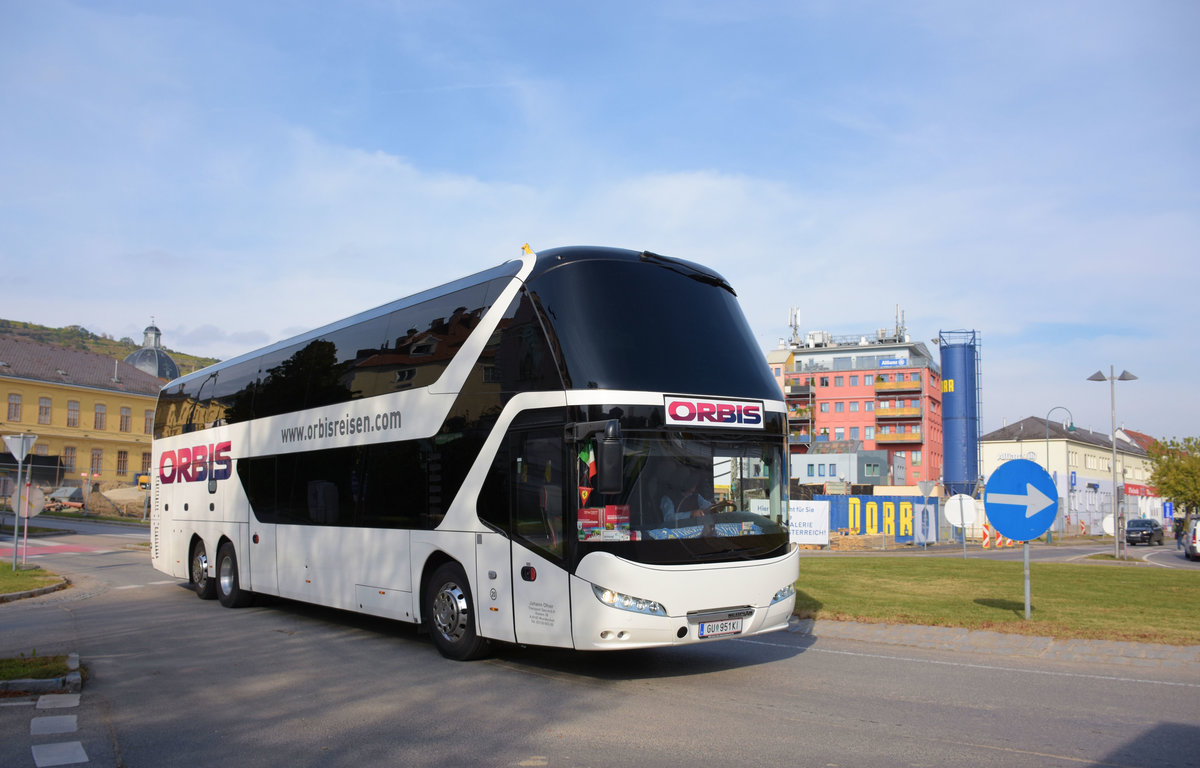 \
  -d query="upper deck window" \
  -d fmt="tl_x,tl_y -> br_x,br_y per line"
526,257 -> 778,399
